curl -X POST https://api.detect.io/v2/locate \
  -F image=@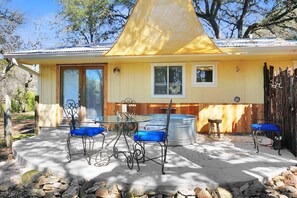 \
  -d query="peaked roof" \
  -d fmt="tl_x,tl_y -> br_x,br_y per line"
105,0 -> 222,56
